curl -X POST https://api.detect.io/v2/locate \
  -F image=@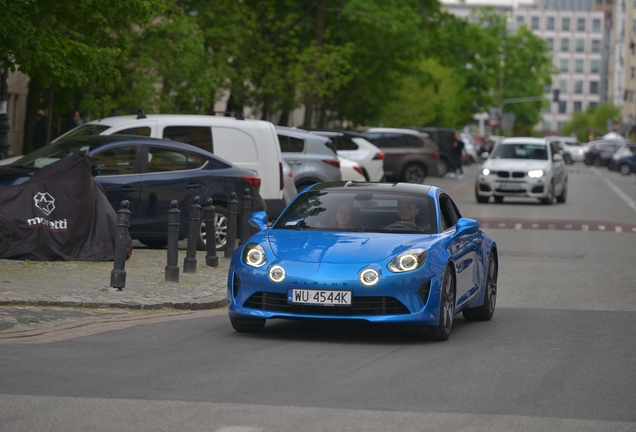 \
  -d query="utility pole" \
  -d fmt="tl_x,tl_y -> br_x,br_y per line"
0,68 -> 10,160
